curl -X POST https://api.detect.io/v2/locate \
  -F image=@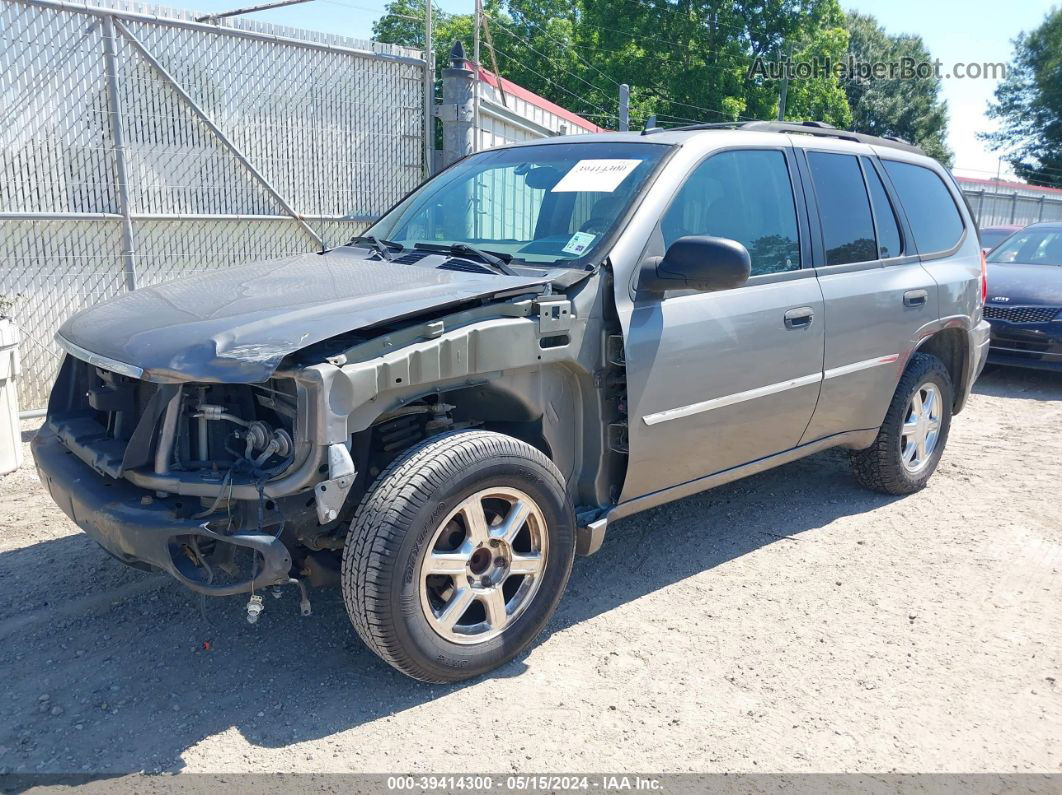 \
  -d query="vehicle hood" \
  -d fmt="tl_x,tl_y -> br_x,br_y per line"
58,247 -> 551,383
985,261 -> 1062,306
